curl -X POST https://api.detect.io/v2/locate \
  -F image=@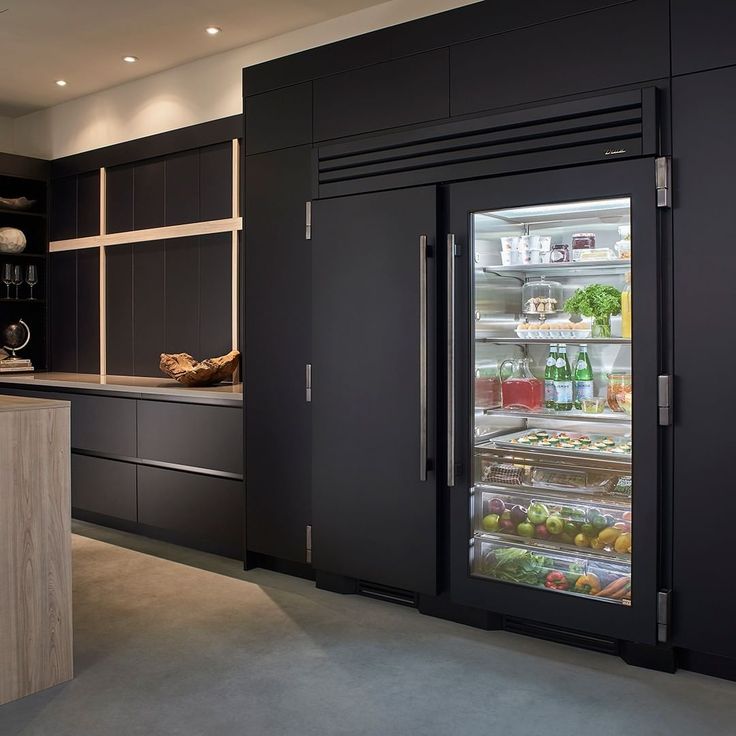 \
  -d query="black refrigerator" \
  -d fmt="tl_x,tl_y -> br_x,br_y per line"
447,158 -> 661,644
